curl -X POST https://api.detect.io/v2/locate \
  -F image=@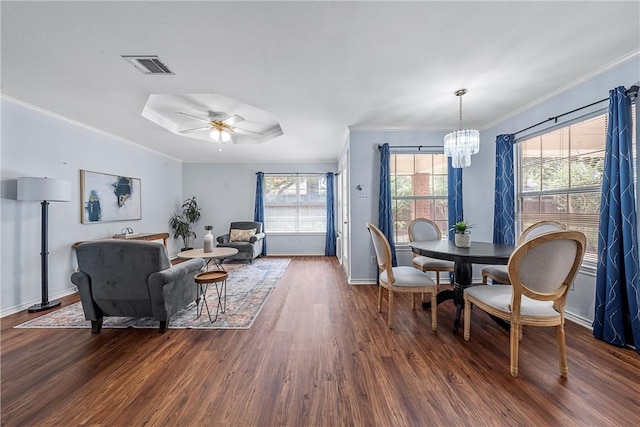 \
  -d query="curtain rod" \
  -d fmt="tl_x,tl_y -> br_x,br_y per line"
377,144 -> 432,150
256,172 -> 332,175
513,85 -> 639,136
